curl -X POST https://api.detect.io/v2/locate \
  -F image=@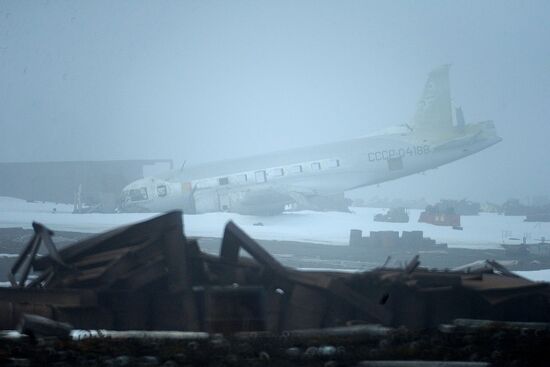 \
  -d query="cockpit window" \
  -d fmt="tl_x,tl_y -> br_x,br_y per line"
311,162 -> 321,170
157,185 -> 167,197
126,187 -> 148,202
